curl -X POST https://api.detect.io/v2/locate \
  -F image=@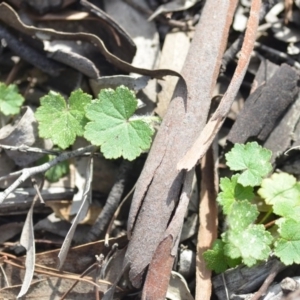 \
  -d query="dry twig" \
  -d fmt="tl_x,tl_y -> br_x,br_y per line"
0,145 -> 97,203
